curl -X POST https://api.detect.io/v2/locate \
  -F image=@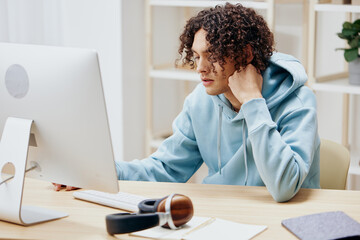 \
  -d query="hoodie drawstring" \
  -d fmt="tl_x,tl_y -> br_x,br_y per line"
217,105 -> 223,174
243,121 -> 248,185
217,104 -> 248,185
